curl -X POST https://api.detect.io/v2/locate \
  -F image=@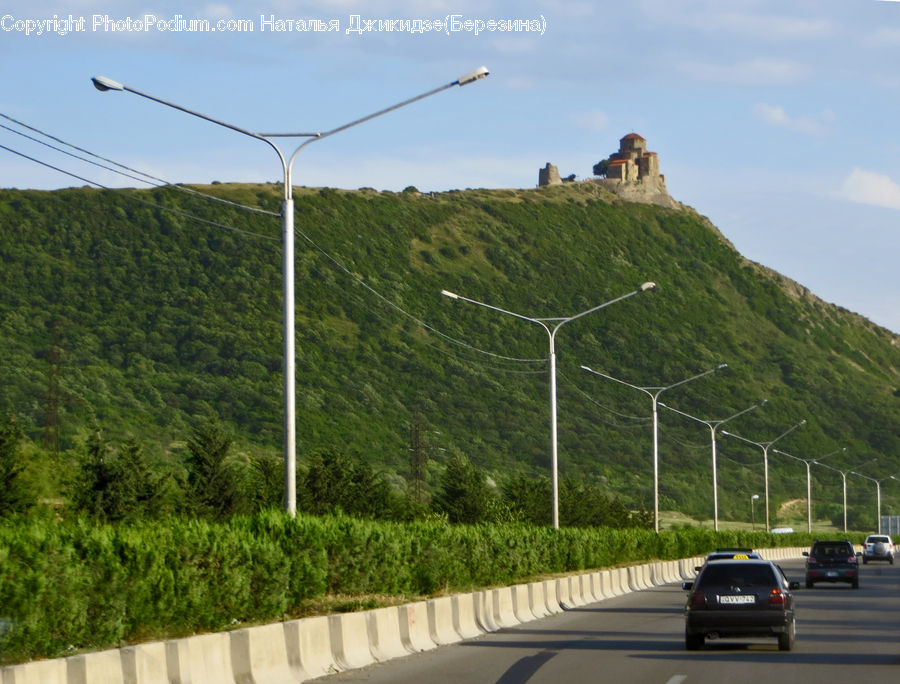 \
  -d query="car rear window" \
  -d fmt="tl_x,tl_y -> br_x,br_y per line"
812,543 -> 853,556
867,537 -> 889,543
698,564 -> 776,587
